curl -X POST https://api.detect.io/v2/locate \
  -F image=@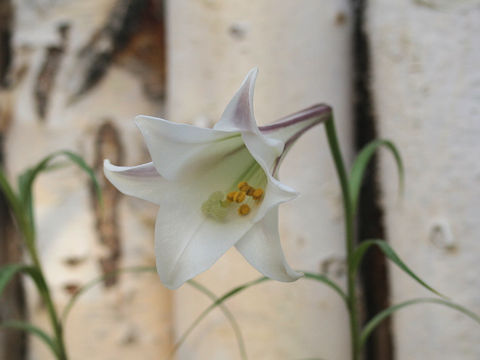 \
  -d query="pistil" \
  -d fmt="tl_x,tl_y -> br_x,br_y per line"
202,180 -> 264,220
